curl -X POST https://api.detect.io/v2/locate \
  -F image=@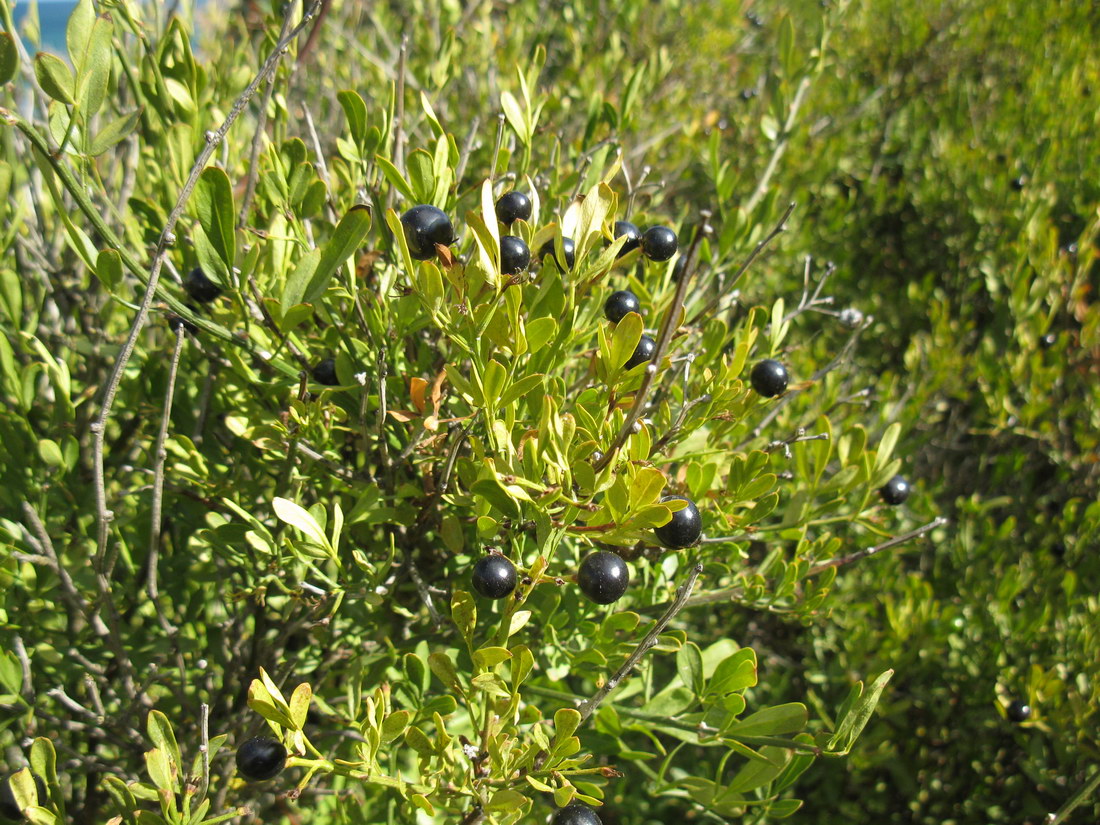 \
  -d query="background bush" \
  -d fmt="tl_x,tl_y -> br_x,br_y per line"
0,0 -> 1096,824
